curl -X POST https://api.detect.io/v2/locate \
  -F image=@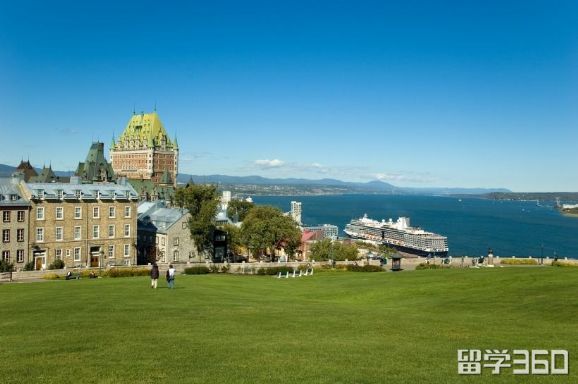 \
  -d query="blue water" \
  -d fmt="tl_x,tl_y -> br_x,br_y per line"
253,194 -> 578,258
